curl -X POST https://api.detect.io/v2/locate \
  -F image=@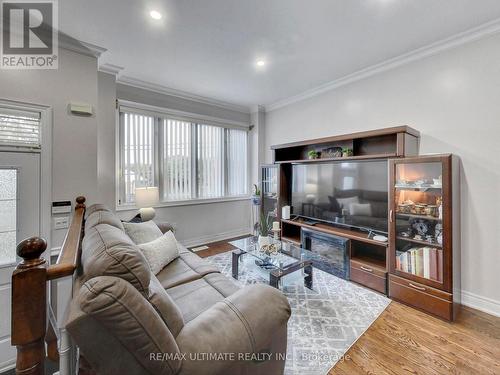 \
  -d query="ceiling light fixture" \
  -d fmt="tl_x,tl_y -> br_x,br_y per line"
256,60 -> 265,67
150,10 -> 162,20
